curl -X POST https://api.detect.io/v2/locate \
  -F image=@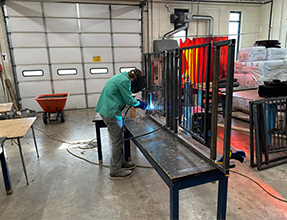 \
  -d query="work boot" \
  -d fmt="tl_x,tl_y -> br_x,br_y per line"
109,170 -> 133,180
121,161 -> 136,170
